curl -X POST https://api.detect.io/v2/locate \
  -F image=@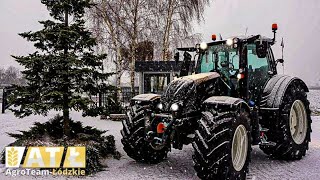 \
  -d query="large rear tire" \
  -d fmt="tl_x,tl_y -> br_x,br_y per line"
192,109 -> 251,180
260,82 -> 312,160
121,104 -> 169,164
